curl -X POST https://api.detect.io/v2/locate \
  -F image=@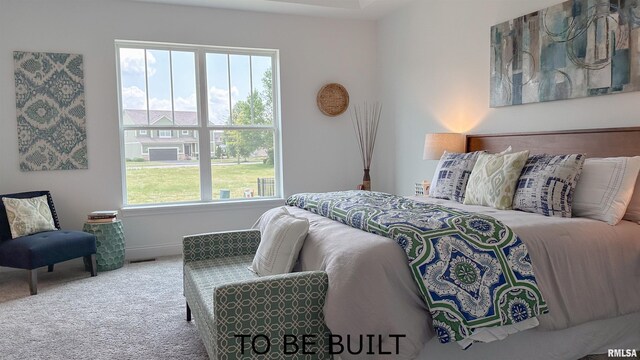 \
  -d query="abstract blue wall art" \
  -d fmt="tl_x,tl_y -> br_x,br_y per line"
491,0 -> 640,107
14,51 -> 88,171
